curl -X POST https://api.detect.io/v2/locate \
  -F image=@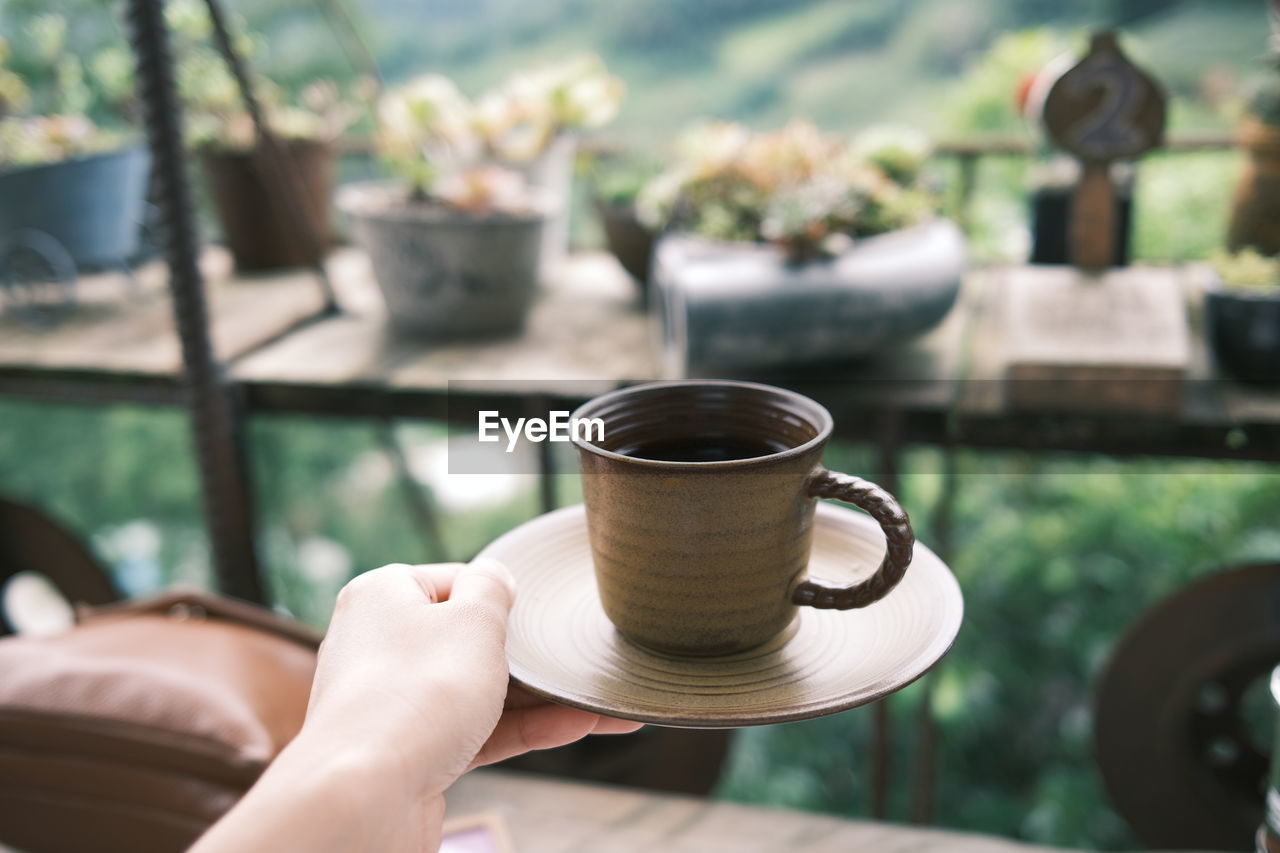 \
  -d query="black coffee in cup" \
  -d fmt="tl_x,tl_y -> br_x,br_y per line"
615,436 -> 790,463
